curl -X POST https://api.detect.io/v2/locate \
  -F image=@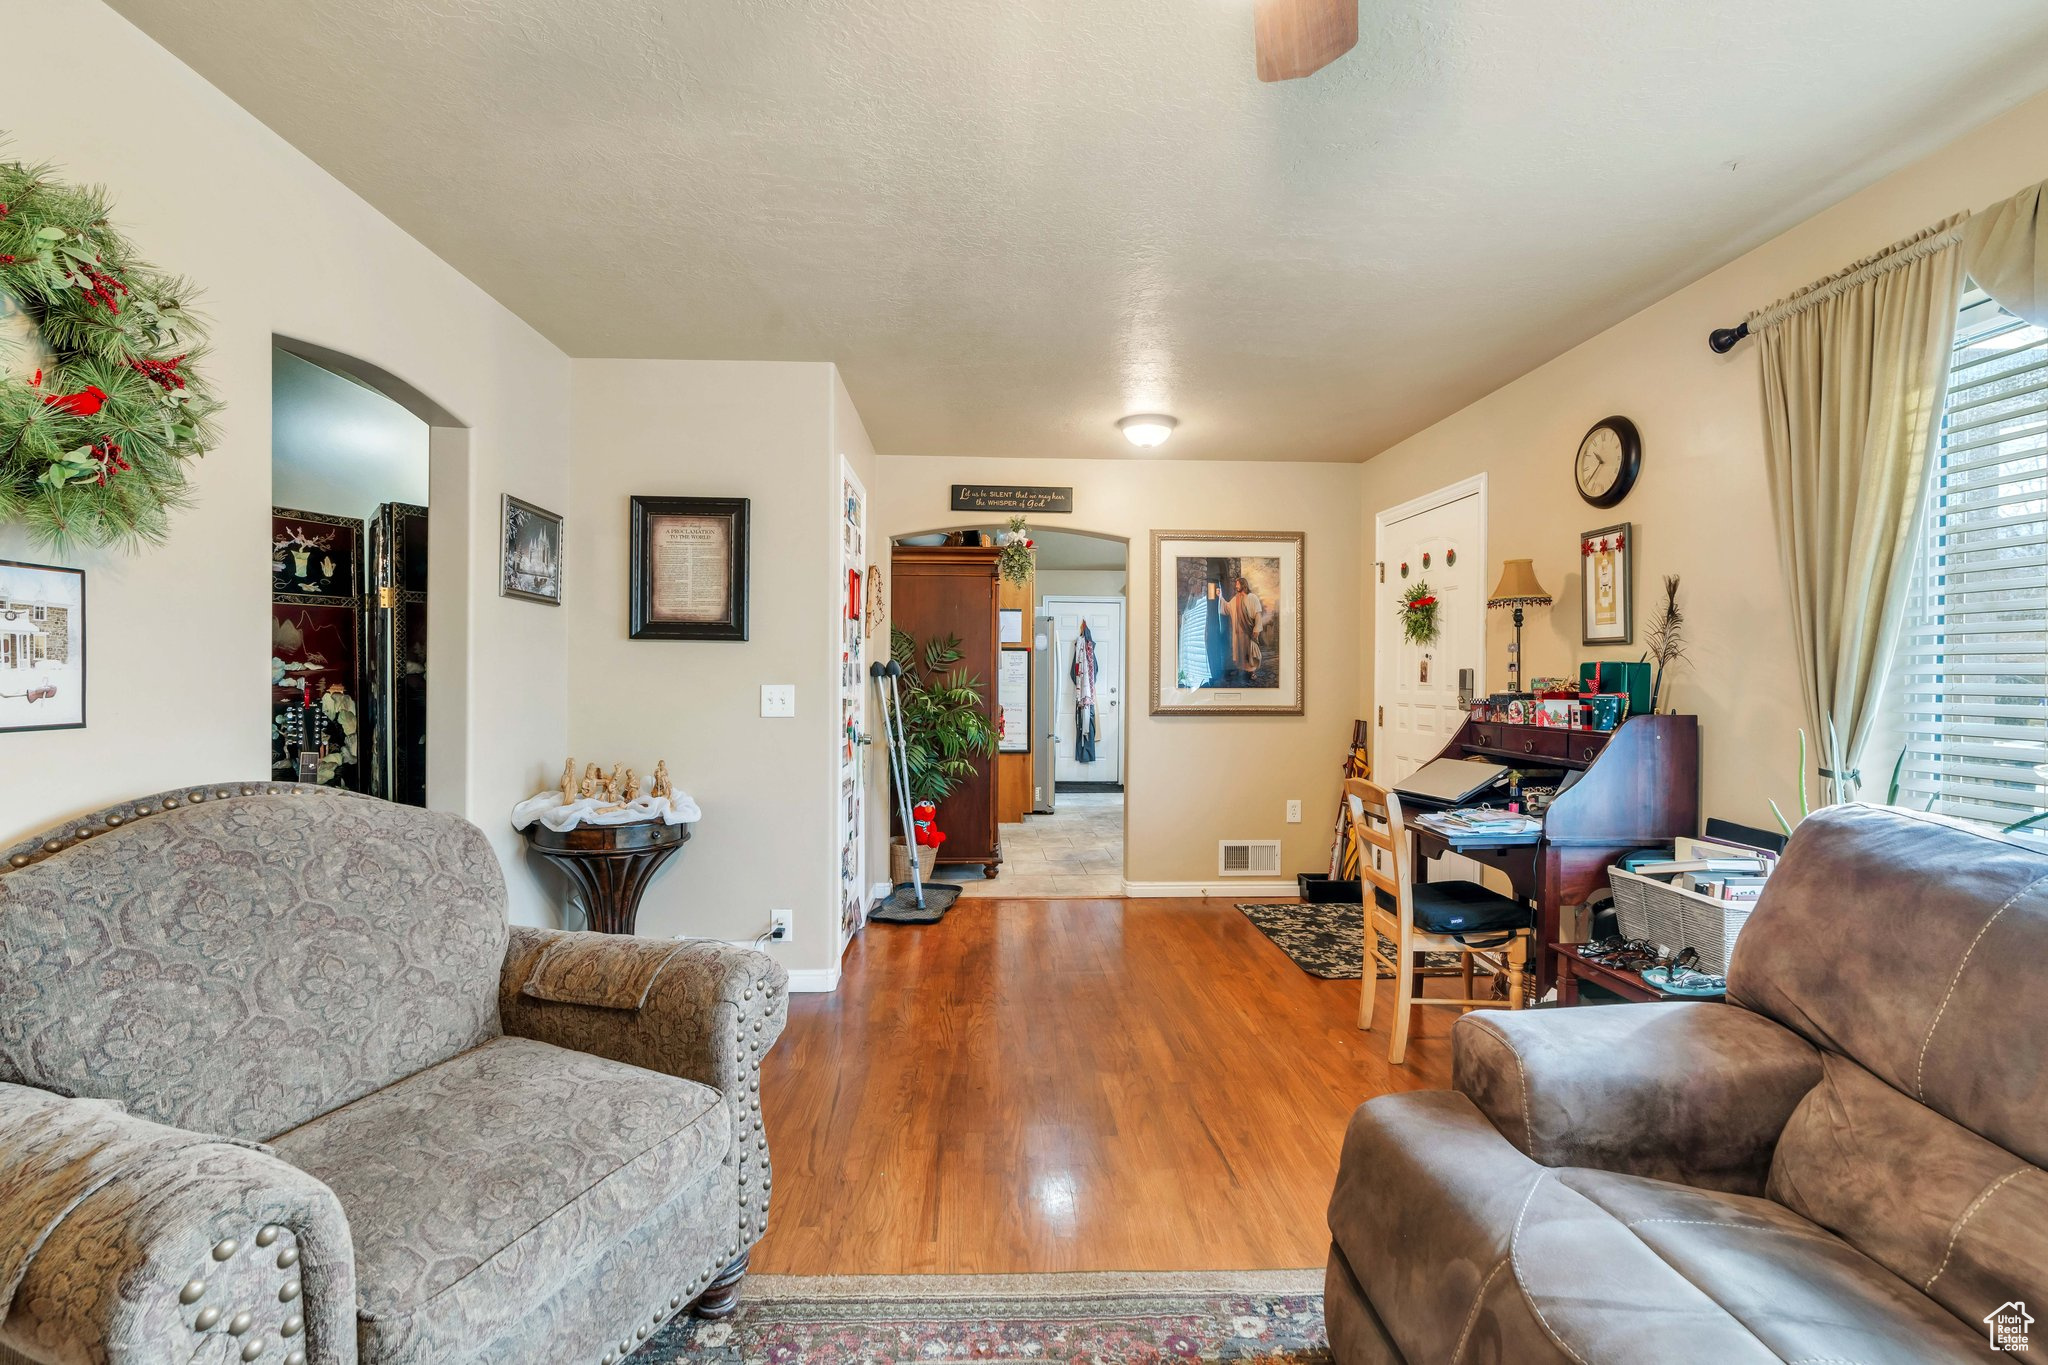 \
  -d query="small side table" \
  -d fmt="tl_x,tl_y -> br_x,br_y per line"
520,819 -> 690,935
1551,943 -> 1726,1005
